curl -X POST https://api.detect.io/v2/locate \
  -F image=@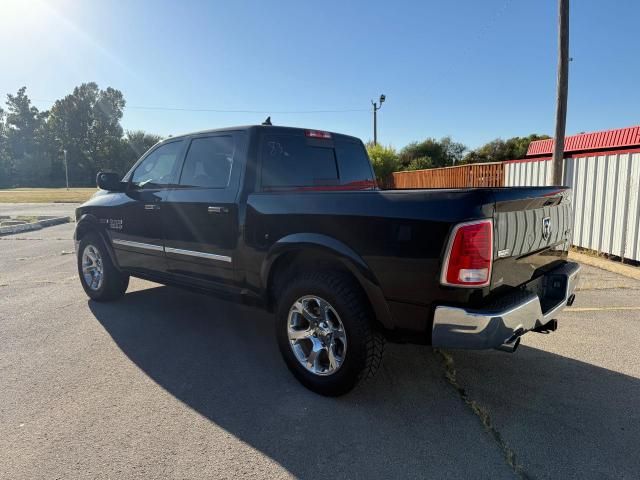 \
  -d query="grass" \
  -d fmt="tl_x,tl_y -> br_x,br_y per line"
0,188 -> 97,203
